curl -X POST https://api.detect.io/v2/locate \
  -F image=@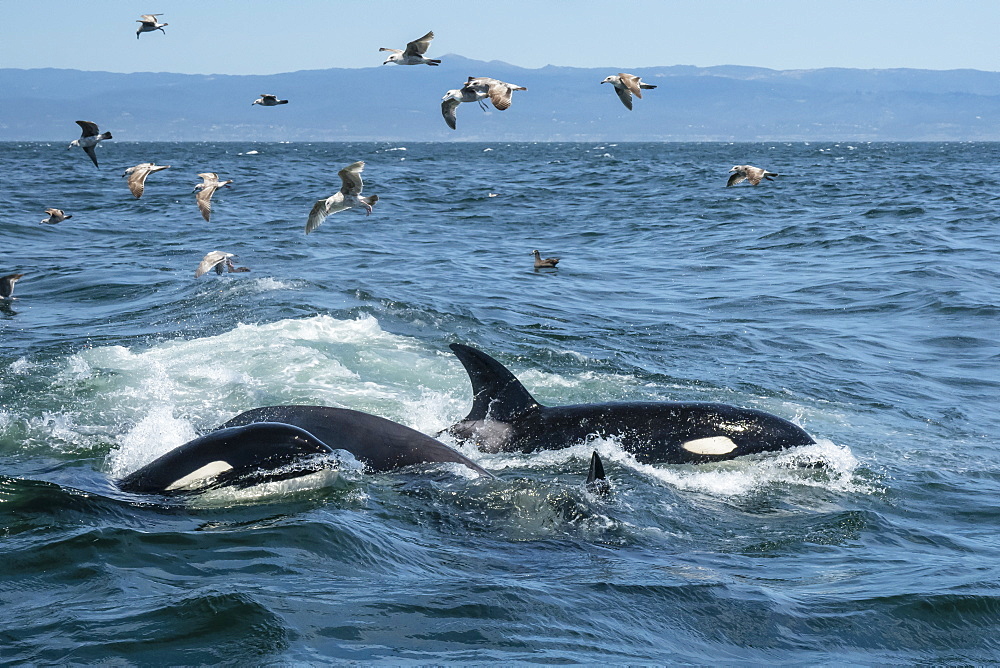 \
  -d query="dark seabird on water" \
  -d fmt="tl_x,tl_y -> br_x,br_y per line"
441,77 -> 527,129
68,120 -> 112,168
727,165 -> 778,187
600,73 -> 657,110
136,14 -> 167,39
252,94 -> 288,106
0,273 -> 24,300
193,172 -> 233,222
380,31 -> 440,66
123,163 -> 171,198
532,250 -> 560,269
195,252 -> 249,278
40,208 -> 73,224
305,161 -> 379,234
